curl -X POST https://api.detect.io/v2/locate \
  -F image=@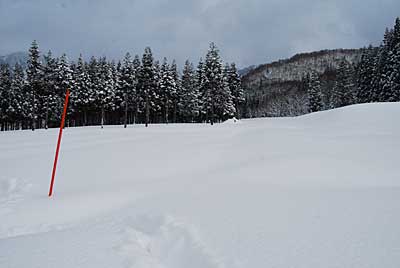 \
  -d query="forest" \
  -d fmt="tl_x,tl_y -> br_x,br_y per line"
0,43 -> 244,130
